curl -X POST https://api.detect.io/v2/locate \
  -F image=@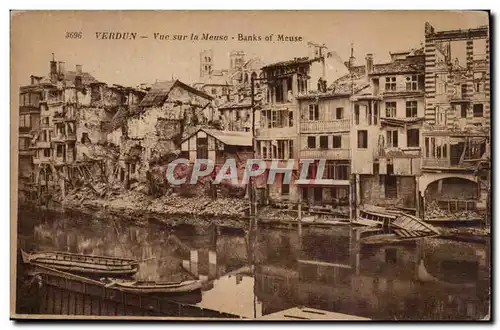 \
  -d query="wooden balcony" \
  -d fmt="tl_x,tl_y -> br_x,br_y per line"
256,126 -> 296,138
422,158 -> 476,170
300,119 -> 351,133
300,149 -> 350,160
